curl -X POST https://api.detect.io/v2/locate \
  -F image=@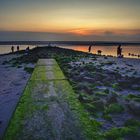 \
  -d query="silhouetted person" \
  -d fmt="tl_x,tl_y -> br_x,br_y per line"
97,50 -> 102,55
17,46 -> 19,51
25,46 -> 30,54
88,45 -> 92,53
11,46 -> 14,53
117,45 -> 122,57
